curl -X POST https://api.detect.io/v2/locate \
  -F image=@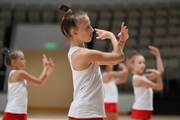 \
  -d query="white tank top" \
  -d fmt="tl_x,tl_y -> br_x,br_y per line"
68,46 -> 106,118
103,73 -> 118,103
132,74 -> 153,110
5,70 -> 28,114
